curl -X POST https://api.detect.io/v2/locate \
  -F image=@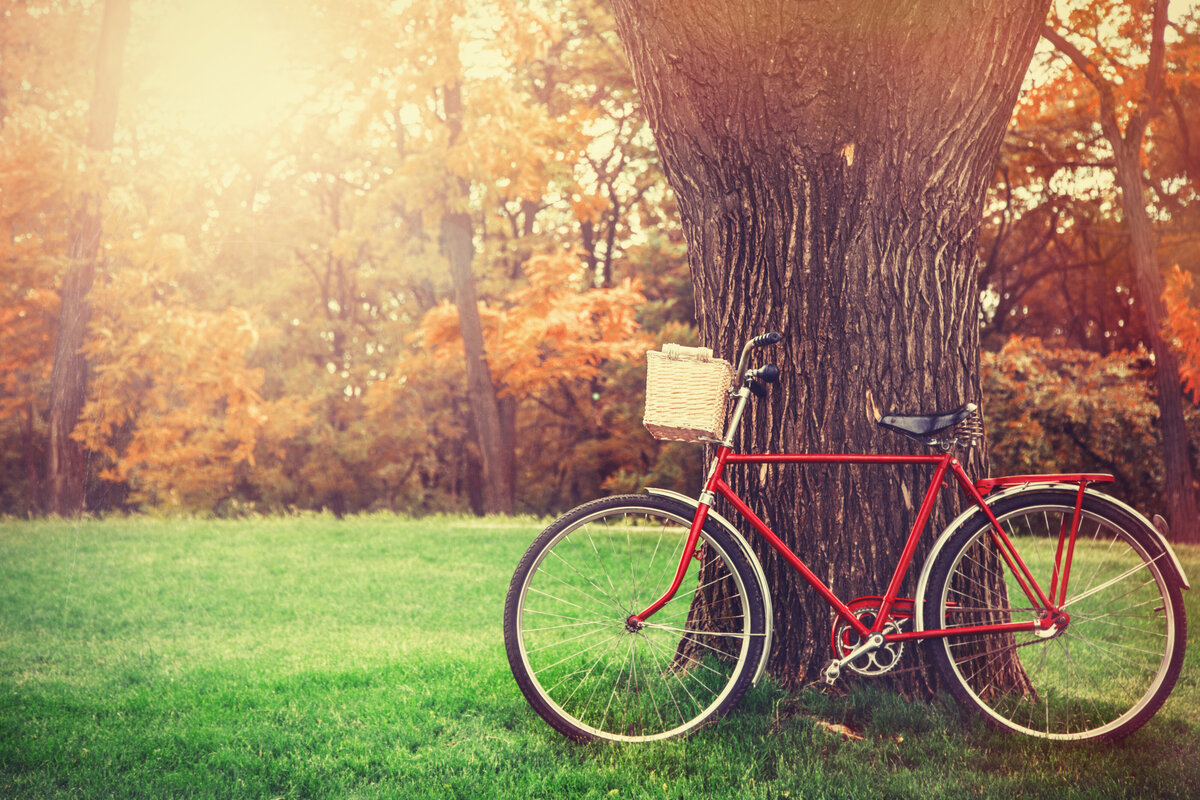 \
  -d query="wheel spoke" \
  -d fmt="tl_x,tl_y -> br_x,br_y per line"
1063,556 -> 1164,609
926,493 -> 1182,742
504,498 -> 764,742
